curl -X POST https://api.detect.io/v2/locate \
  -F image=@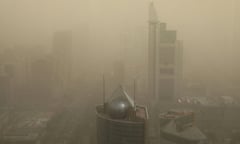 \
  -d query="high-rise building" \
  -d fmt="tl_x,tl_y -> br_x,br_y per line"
0,64 -> 12,107
53,31 -> 72,94
29,56 -> 54,107
148,2 -> 159,102
233,0 -> 240,80
148,3 -> 183,103
0,46 -> 47,107
158,23 -> 183,102
0,75 -> 10,107
96,86 -> 148,144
